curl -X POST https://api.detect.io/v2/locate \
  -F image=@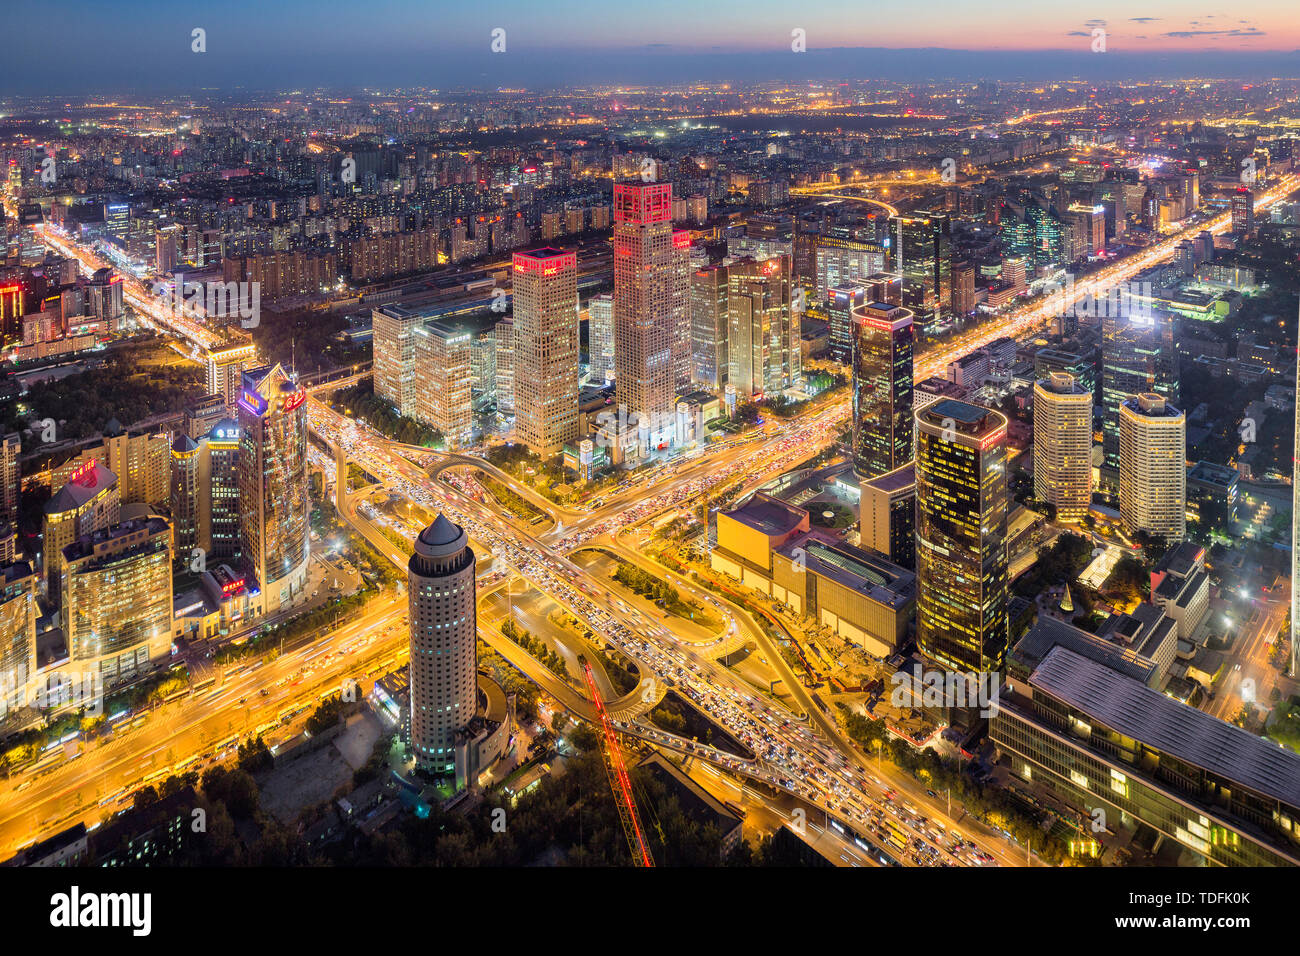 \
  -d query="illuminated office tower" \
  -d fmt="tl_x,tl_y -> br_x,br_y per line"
512,247 -> 580,457
0,562 -> 37,717
889,213 -> 952,341
408,513 -> 477,787
204,336 -> 256,415
0,433 -> 18,527
413,320 -> 474,450
690,264 -> 728,393
613,181 -> 689,451
1119,393 -> 1186,543
726,255 -> 798,401
494,314 -> 514,415
814,228 -> 885,302
1101,311 -> 1179,474
238,365 -> 309,612
860,463 -> 916,568
915,400 -> 1010,673
827,282 -> 865,364
42,460 -> 120,603
61,516 -> 173,685
588,293 -> 615,384
170,435 -> 201,565
1232,186 -> 1255,237
1033,372 -> 1093,523
851,303 -> 913,480
203,418 -> 241,561
372,304 -> 422,418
